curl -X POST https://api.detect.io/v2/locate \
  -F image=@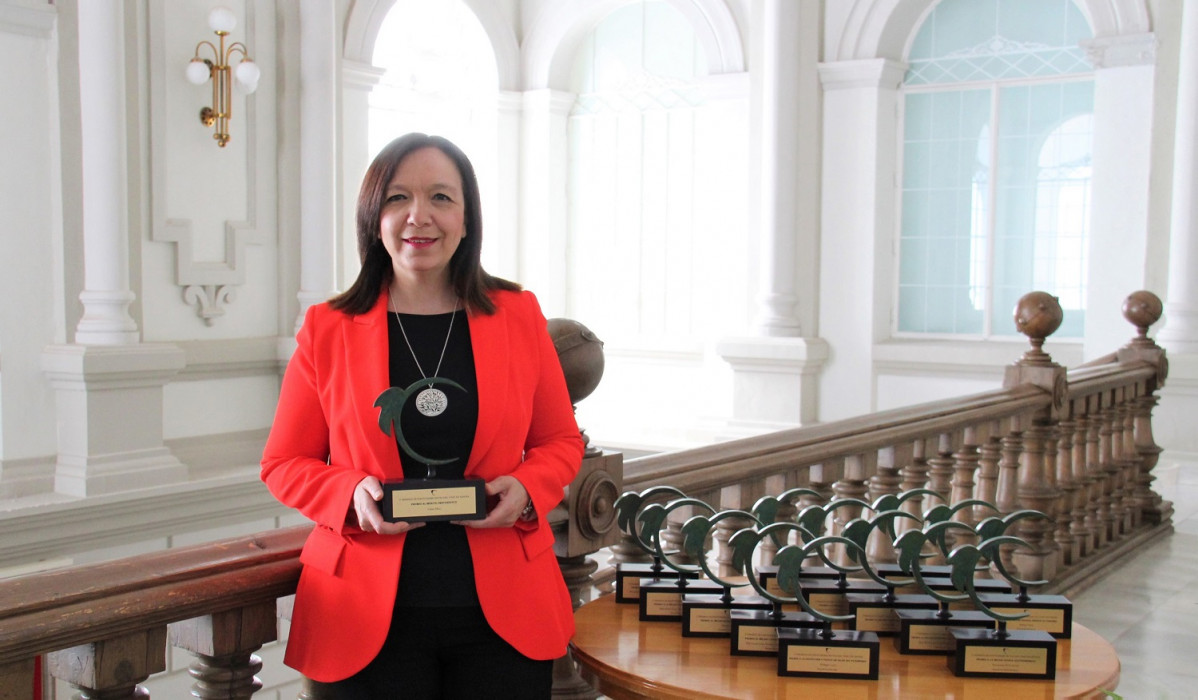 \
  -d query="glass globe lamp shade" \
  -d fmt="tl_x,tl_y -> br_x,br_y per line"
207,6 -> 237,33
186,59 -> 211,85
234,59 -> 261,93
